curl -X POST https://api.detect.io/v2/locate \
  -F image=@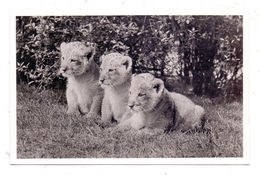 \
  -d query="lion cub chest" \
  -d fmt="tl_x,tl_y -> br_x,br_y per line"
105,87 -> 129,122
67,75 -> 95,103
